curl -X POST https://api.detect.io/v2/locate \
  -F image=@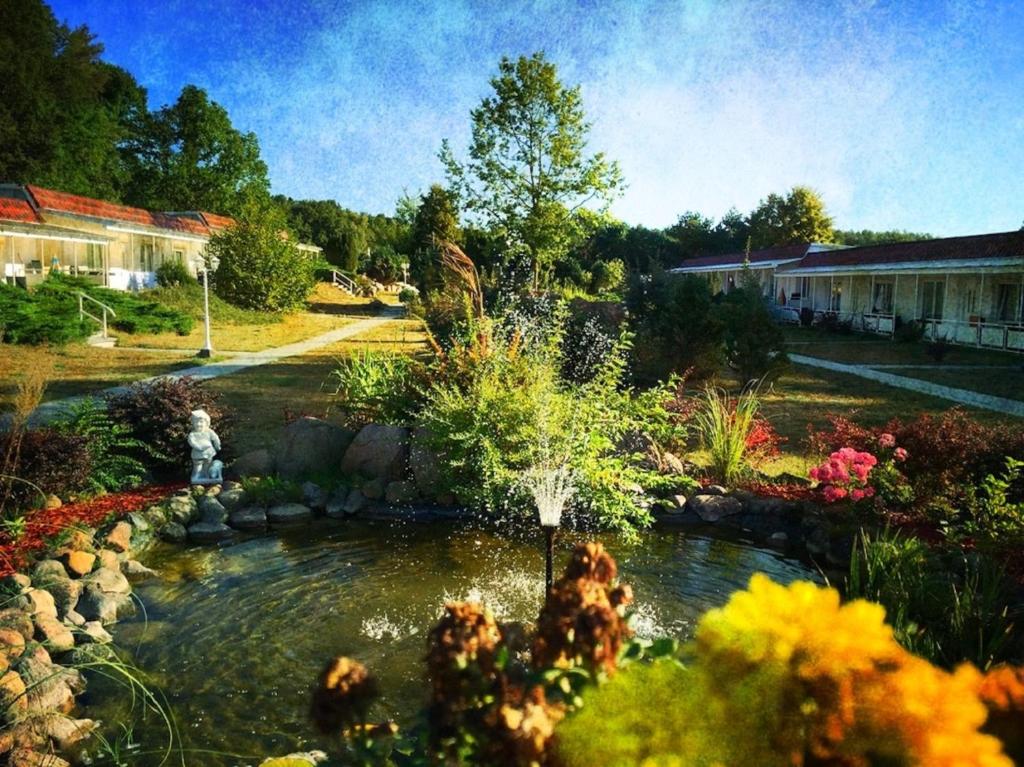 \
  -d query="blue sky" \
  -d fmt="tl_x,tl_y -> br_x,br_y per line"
49,0 -> 1024,236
